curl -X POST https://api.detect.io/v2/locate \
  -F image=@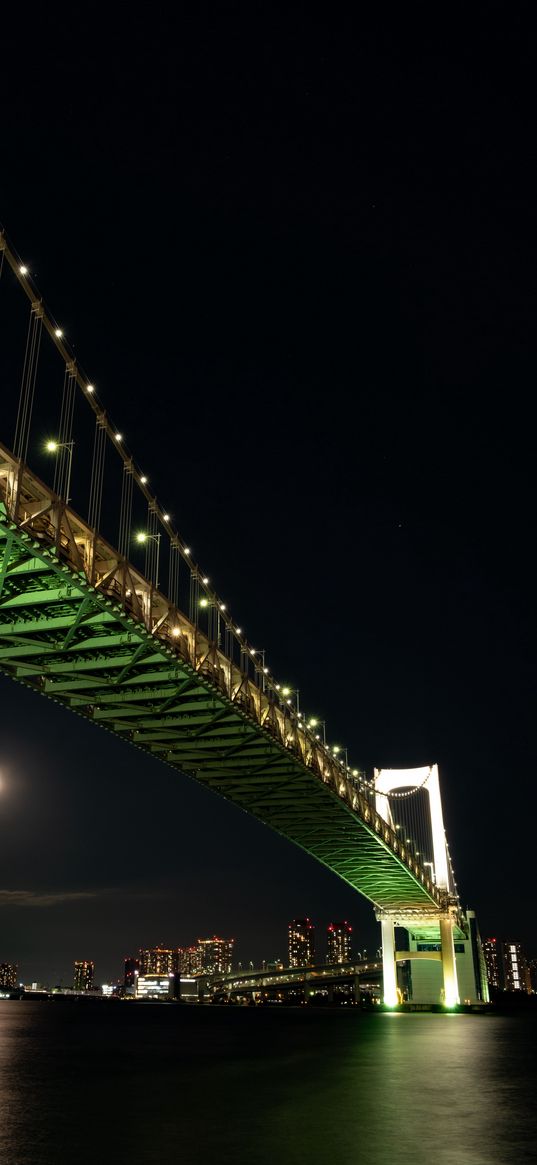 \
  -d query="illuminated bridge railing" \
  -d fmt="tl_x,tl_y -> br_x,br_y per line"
207,961 -> 383,995
0,443 -> 442,908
